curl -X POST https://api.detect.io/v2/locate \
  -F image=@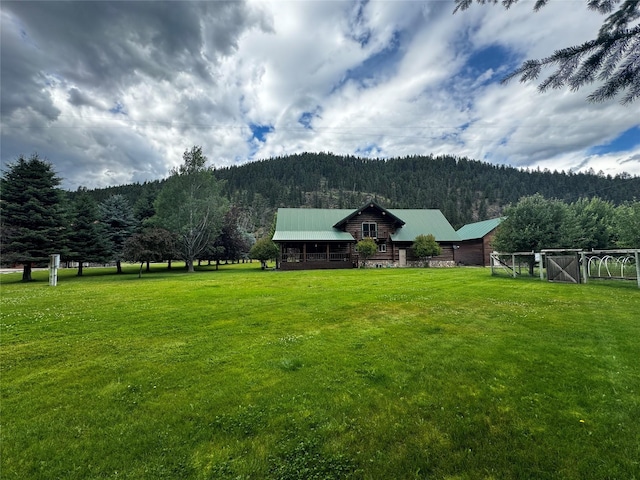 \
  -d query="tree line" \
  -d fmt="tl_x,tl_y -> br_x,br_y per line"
3,150 -> 639,281
78,152 -> 639,233
1,150 -> 258,282
493,194 -> 640,274
495,194 -> 640,253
